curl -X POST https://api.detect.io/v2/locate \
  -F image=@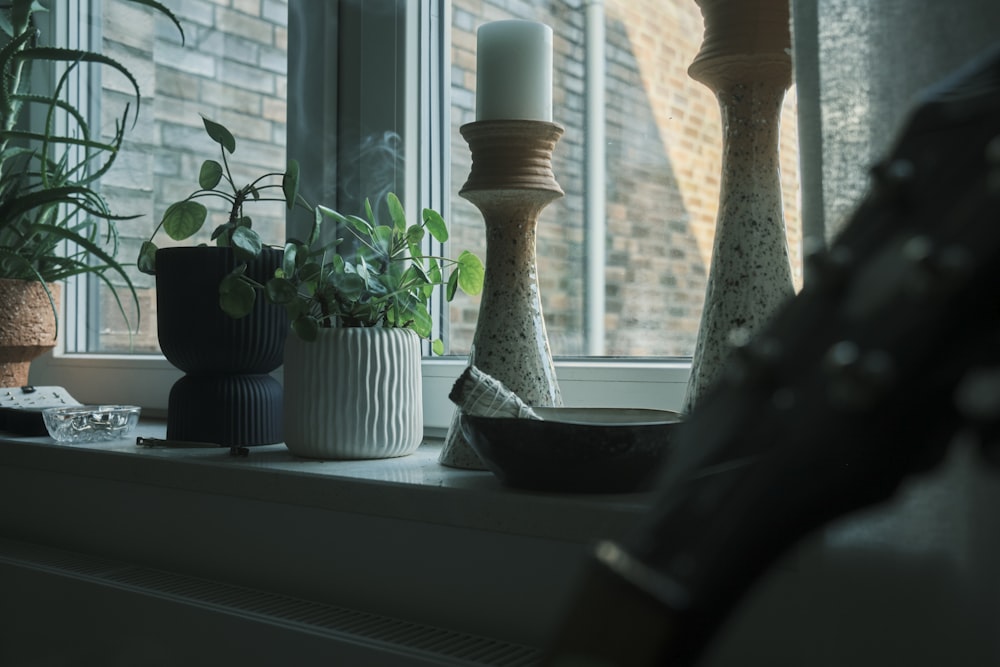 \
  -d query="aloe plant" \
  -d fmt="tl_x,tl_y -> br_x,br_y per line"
0,0 -> 183,334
